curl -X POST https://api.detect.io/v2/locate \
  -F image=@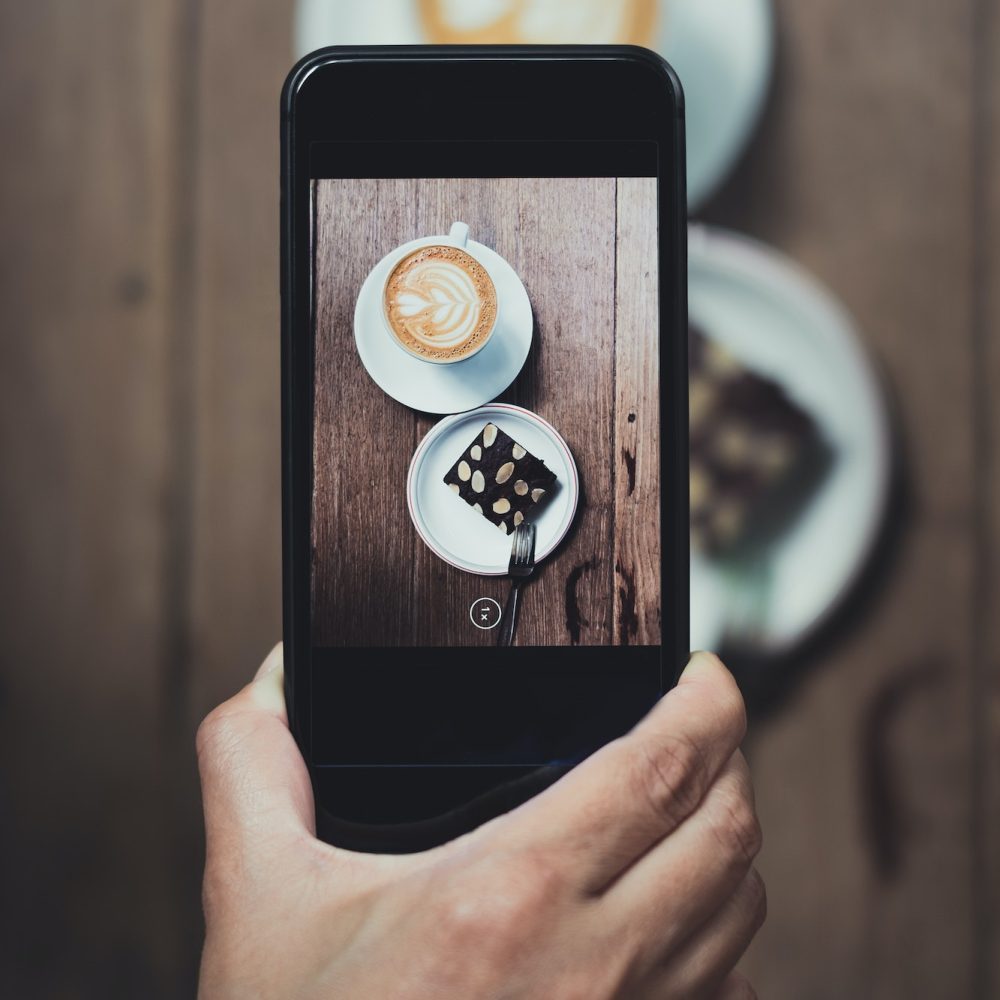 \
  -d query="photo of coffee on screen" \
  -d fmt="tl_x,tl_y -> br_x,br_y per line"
384,243 -> 498,363
310,177 -> 660,650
